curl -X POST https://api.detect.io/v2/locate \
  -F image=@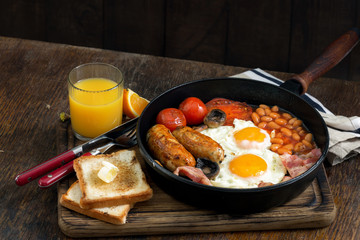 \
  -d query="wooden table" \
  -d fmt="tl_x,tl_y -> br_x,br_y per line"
1,37 -> 359,239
